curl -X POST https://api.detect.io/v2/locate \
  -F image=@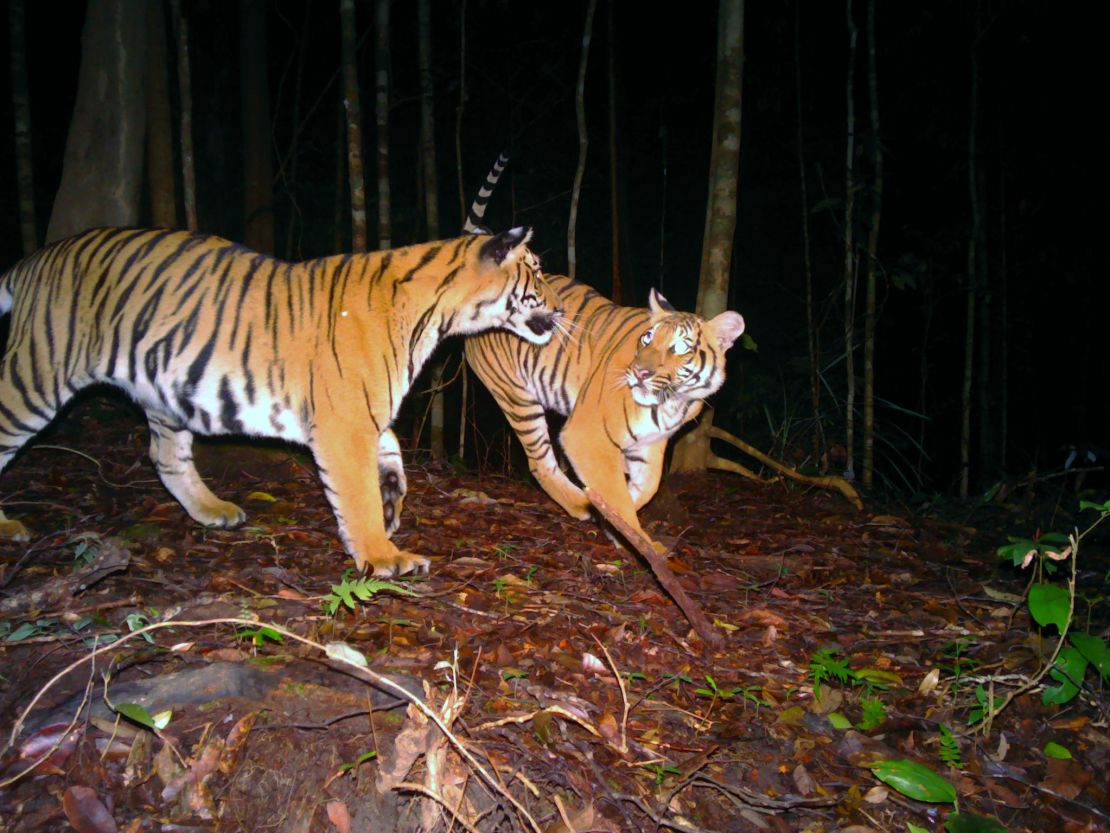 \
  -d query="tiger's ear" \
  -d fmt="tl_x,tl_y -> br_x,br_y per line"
479,226 -> 534,265
648,288 -> 676,316
707,311 -> 746,350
